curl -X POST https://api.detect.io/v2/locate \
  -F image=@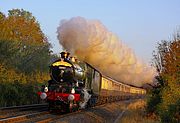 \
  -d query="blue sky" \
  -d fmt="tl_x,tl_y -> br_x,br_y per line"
0,0 -> 179,62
